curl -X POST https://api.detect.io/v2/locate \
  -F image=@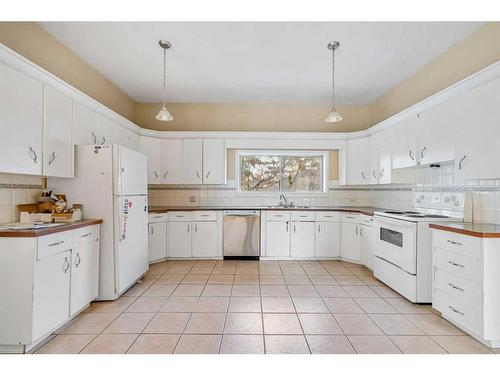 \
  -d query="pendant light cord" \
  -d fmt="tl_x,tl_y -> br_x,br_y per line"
331,46 -> 335,110
162,47 -> 167,106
